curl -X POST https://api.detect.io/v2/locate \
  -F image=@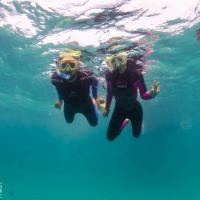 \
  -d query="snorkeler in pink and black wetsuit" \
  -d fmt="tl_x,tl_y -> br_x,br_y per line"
104,52 -> 160,141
